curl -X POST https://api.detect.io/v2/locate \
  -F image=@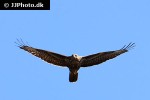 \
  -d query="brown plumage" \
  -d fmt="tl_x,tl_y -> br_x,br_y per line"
16,40 -> 135,82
